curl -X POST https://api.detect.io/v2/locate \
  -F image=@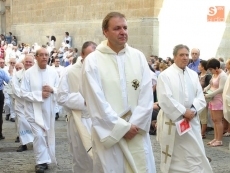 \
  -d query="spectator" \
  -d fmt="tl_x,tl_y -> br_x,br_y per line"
188,48 -> 200,73
204,58 -> 227,147
64,32 -> 72,47
198,60 -> 212,139
11,36 -> 17,46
